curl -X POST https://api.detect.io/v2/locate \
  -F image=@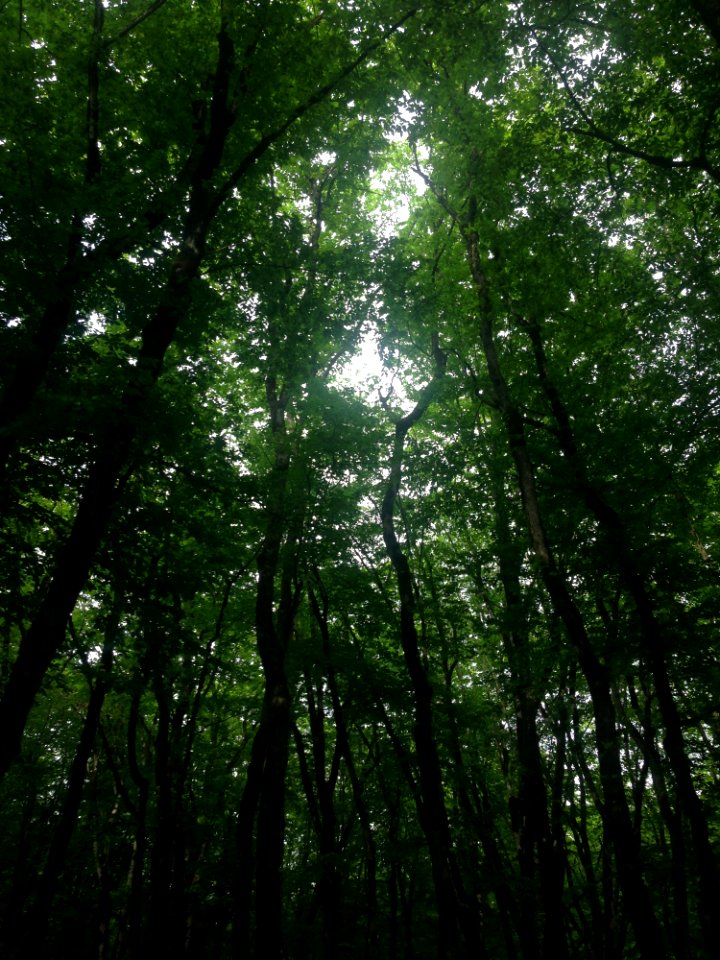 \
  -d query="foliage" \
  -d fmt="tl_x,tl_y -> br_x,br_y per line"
1,1 -> 719,958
